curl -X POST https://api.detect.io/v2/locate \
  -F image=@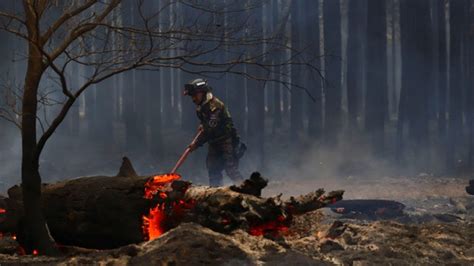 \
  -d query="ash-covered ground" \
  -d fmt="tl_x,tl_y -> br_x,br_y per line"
0,174 -> 472,265
1,126 -> 473,264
